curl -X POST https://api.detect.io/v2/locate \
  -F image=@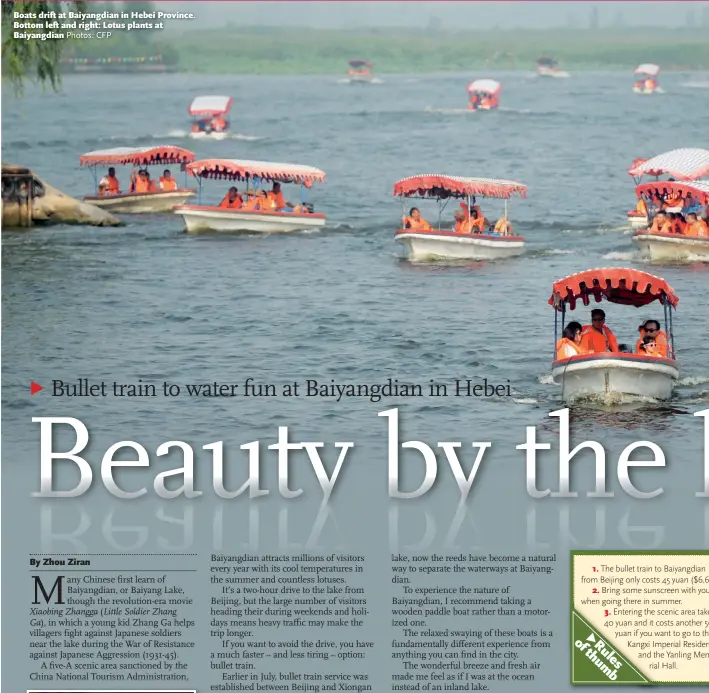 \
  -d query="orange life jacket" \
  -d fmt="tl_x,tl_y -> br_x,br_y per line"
649,217 -> 671,234
219,194 -> 243,209
210,116 -> 227,131
636,198 -> 647,215
268,191 -> 286,209
686,220 -> 709,237
258,195 -> 277,211
160,176 -> 177,191
134,177 -> 150,193
105,175 -> 120,195
403,216 -> 431,231
555,338 -> 582,360
635,330 -> 668,358
581,325 -> 618,353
